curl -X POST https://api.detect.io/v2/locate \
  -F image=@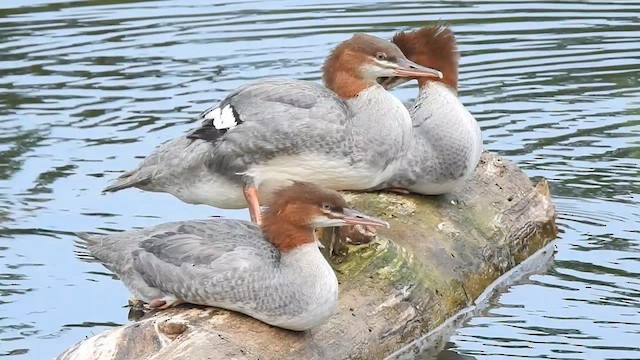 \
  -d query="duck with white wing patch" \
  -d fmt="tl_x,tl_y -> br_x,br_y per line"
102,33 -> 443,224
